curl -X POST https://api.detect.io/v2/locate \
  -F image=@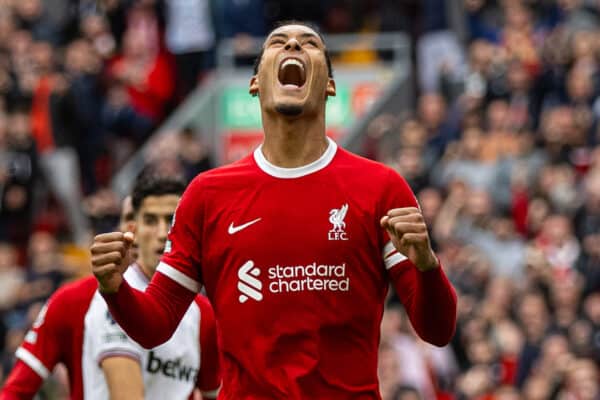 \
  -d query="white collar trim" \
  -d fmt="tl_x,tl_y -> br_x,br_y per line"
254,137 -> 337,179
131,263 -> 150,284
